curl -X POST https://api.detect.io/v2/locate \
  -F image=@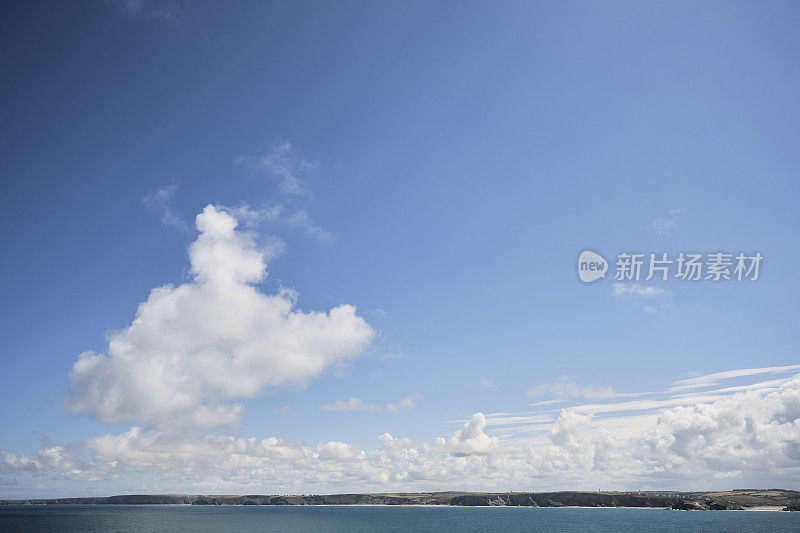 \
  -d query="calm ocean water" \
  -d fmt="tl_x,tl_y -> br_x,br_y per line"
1,505 -> 798,532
